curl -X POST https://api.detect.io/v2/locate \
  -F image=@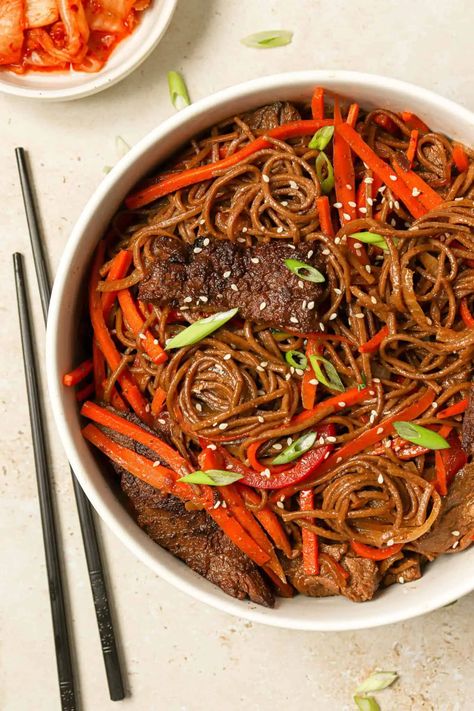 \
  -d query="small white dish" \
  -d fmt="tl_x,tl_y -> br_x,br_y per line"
47,71 -> 474,630
0,0 -> 177,101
